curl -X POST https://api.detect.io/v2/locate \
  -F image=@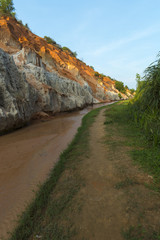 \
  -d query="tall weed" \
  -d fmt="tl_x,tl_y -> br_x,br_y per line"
129,52 -> 160,146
